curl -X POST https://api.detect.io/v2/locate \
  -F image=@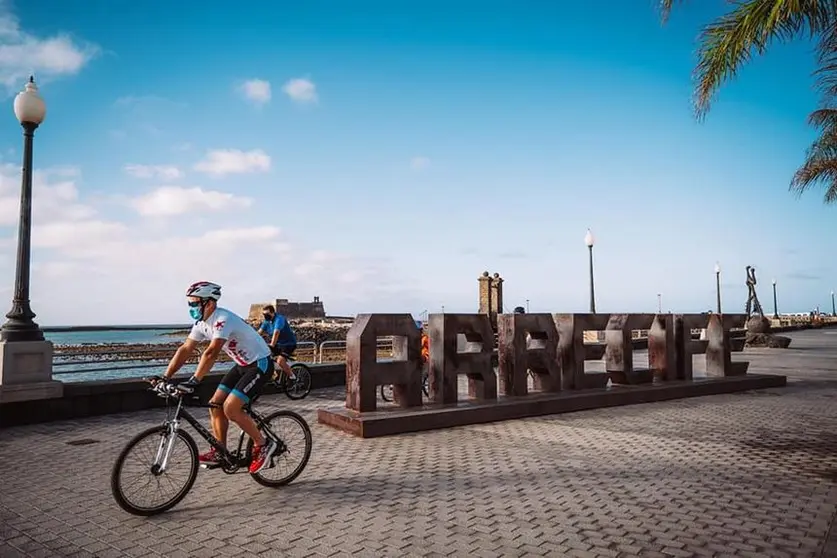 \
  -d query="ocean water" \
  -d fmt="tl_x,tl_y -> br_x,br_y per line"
48,326 -> 196,383
46,328 -> 186,346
